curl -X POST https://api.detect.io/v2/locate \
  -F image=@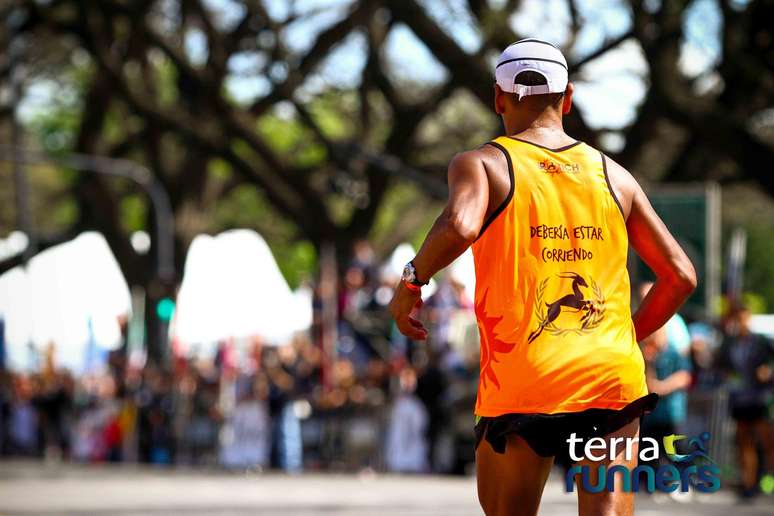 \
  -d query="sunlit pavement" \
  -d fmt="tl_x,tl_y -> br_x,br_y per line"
0,461 -> 771,515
